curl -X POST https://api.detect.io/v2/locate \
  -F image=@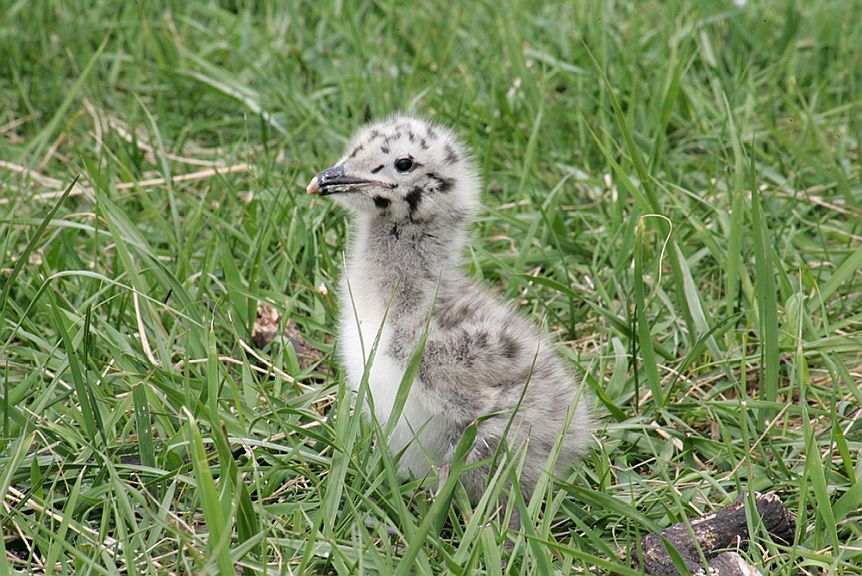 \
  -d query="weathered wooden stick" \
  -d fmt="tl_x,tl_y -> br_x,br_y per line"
634,492 -> 794,576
